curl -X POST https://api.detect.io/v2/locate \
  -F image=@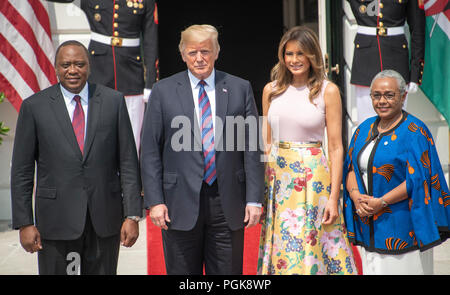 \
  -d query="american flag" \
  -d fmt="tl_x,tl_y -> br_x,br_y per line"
0,0 -> 57,112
